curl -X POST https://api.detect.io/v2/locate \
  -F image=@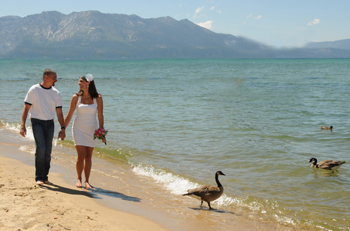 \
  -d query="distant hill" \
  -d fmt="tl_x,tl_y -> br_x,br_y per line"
304,39 -> 350,50
1,11 -> 350,60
